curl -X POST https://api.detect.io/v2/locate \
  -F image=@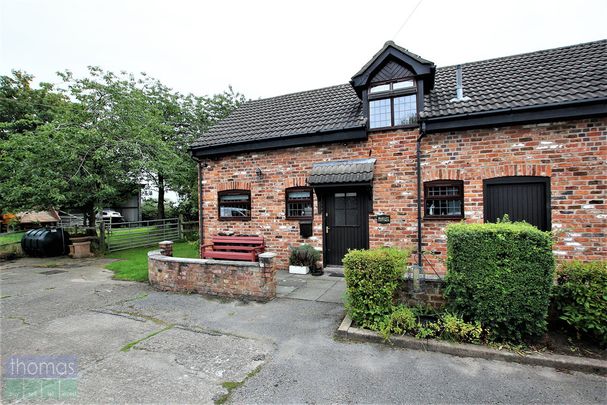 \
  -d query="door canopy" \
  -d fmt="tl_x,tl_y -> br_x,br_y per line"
308,158 -> 376,187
